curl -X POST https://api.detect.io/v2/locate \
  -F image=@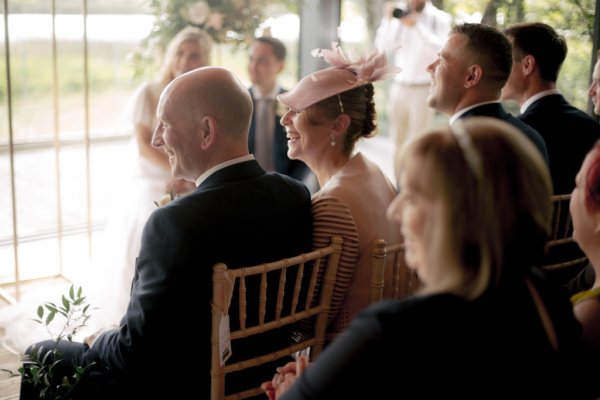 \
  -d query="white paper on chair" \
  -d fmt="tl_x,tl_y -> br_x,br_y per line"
219,314 -> 232,366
